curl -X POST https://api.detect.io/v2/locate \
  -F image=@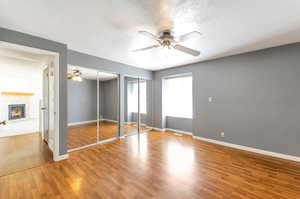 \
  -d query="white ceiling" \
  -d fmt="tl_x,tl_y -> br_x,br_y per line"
0,43 -> 53,69
1,1 -> 300,70
68,65 -> 118,81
